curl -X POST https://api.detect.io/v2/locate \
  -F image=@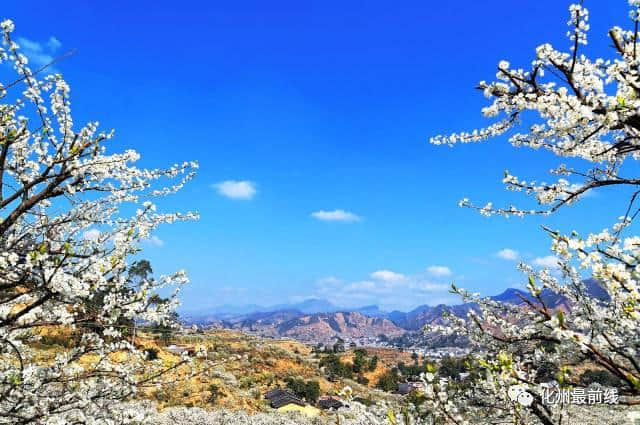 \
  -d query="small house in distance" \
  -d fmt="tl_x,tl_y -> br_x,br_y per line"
397,381 -> 424,395
264,388 -> 320,417
165,344 -> 196,356
318,396 -> 344,410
